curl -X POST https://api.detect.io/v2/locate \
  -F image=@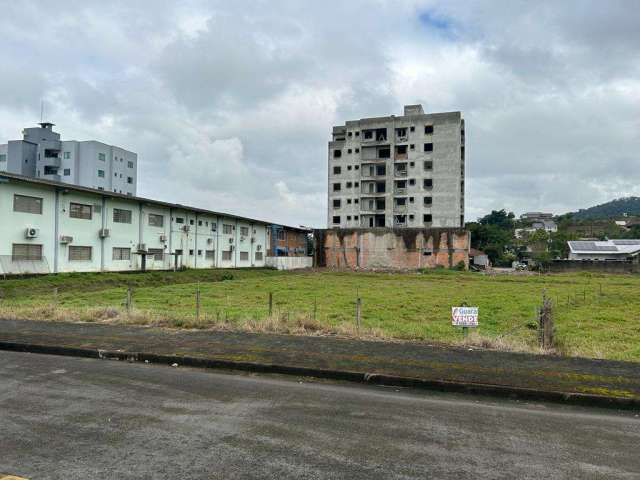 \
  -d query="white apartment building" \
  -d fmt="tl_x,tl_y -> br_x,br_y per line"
0,123 -> 137,196
327,104 -> 465,229
0,172 -> 273,274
